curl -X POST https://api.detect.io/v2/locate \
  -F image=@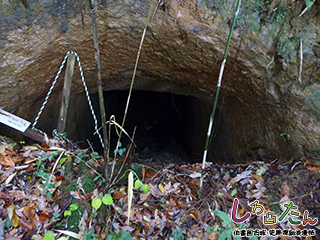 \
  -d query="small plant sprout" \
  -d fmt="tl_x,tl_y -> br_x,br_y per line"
92,197 -> 102,211
280,132 -> 287,141
91,194 -> 113,213
64,204 -> 79,217
102,194 -> 114,205
106,230 -> 133,240
34,171 -> 55,199
43,231 -> 55,240
134,179 -> 149,193
113,142 -> 126,156
173,229 -> 186,240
